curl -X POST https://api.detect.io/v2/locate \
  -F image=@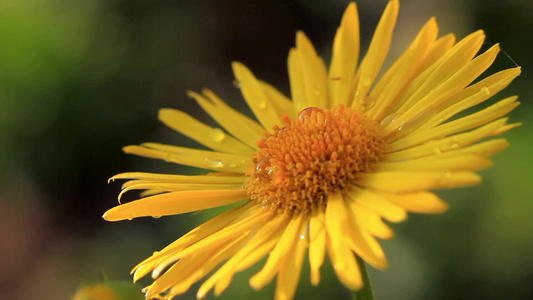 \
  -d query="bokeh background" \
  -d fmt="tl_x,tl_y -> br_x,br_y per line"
1,0 -> 531,299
